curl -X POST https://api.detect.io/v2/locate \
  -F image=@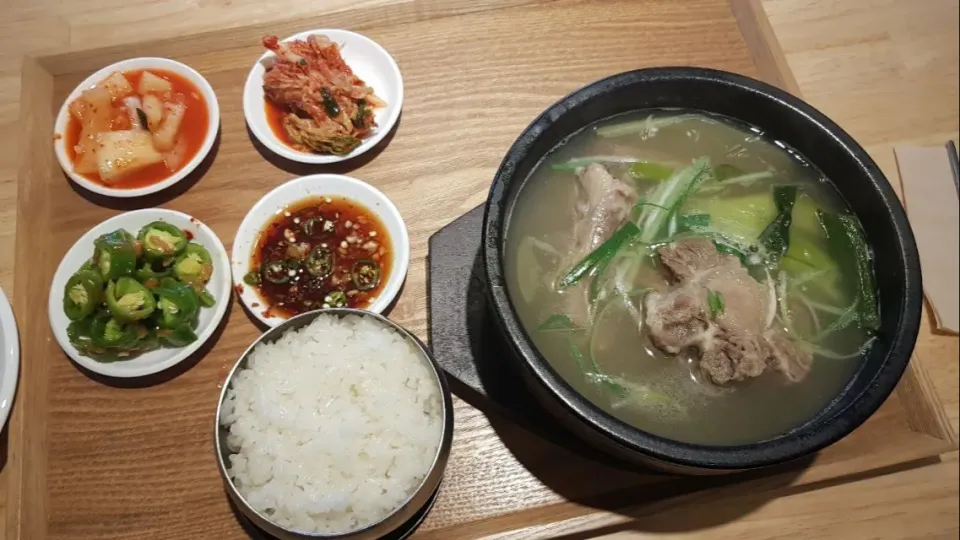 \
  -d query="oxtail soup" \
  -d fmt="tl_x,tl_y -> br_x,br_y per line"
504,110 -> 878,445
